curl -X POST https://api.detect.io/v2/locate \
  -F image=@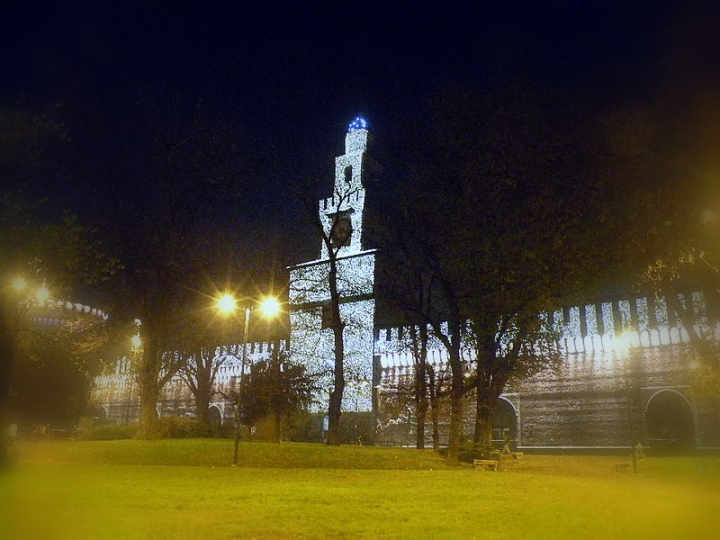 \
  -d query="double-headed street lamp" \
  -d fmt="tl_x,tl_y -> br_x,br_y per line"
11,277 -> 50,307
216,293 -> 280,466
8,277 -> 52,329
